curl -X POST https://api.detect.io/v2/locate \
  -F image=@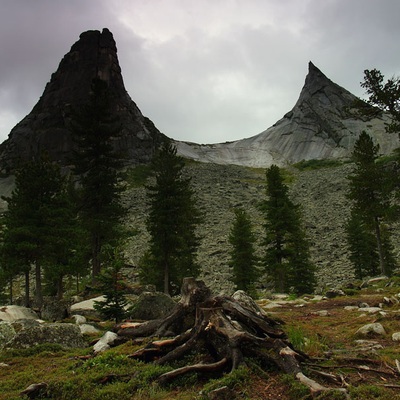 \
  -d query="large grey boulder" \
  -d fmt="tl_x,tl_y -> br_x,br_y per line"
40,297 -> 69,321
356,323 -> 386,337
129,292 -> 176,321
0,305 -> 38,322
2,320 -> 86,349
70,296 -> 106,318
